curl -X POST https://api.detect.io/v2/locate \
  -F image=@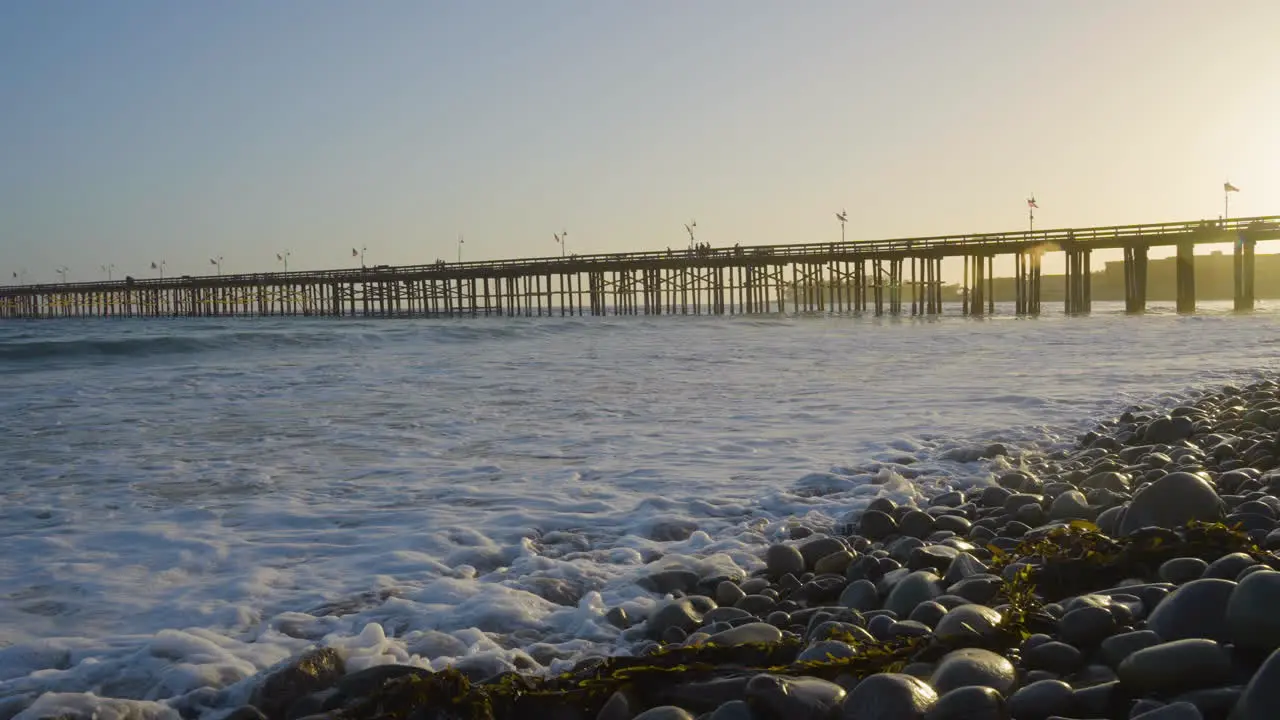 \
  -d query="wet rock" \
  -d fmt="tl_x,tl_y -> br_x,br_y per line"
1116,638 -> 1232,694
1007,679 -> 1073,720
941,552 -> 988,585
884,571 -> 942,619
923,686 -> 1005,720
1144,416 -> 1195,444
815,551 -> 858,576
907,601 -> 947,629
639,569 -> 702,595
798,640 -> 858,663
1202,552 -> 1256,580
1099,630 -> 1162,669
746,673 -> 846,719
899,511 -> 937,539
1222,648 -> 1280,720
1168,685 -> 1242,717
648,599 -> 705,639
657,678 -> 752,715
948,575 -> 1002,604
706,622 -> 783,647
717,581 -> 747,607
859,511 -> 898,541
334,665 -> 430,702
933,604 -> 1002,644
1057,605 -> 1116,647
1048,490 -> 1092,521
1145,579 -> 1235,642
1024,641 -> 1084,675
250,648 -> 345,720
765,544 -> 806,578
840,673 -> 937,720
1117,472 -> 1225,535
801,537 -> 850,568
1226,569 -> 1280,652
930,648 -> 1017,695
1158,557 -> 1208,585
734,594 -> 777,615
